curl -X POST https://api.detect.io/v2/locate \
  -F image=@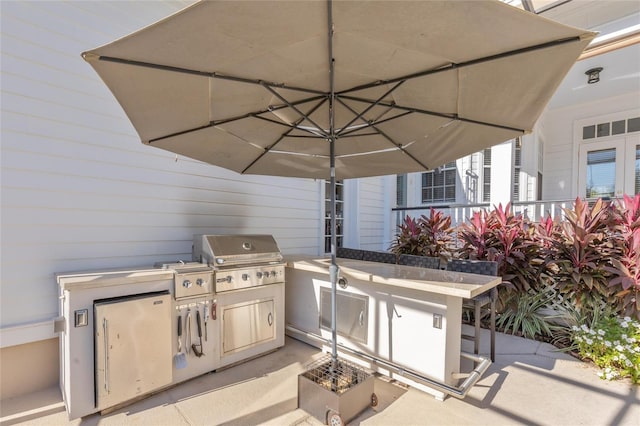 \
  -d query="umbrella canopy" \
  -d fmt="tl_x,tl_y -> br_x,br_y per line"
83,0 -> 594,364
83,0 -> 594,180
